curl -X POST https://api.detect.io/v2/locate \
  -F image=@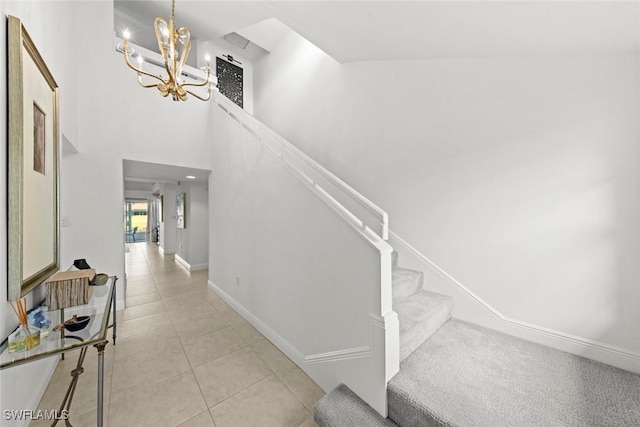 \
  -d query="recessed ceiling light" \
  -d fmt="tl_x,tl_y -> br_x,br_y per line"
186,175 -> 196,179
